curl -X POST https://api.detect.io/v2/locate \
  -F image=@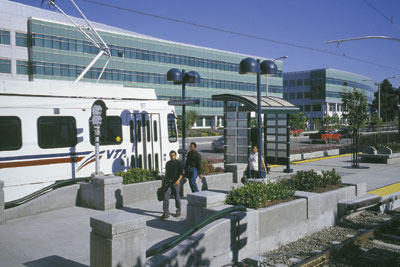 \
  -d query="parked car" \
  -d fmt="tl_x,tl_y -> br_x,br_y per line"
338,128 -> 352,138
211,136 -> 224,152
309,129 -> 342,143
